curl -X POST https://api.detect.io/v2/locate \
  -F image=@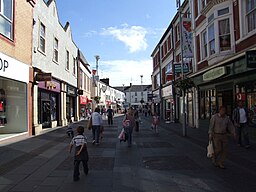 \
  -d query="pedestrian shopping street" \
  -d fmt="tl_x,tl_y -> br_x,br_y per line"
0,115 -> 256,192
